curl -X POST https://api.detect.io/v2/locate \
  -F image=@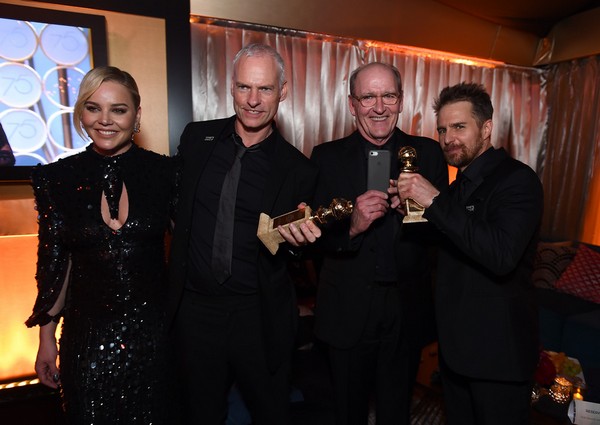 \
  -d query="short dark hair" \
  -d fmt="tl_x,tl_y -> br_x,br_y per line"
433,82 -> 493,126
